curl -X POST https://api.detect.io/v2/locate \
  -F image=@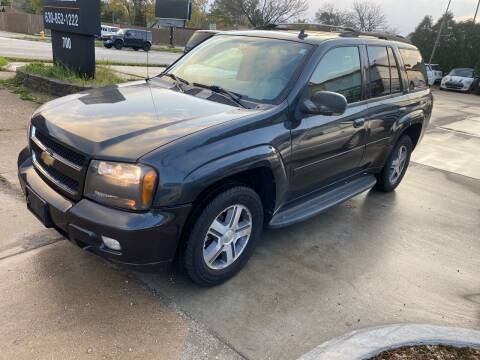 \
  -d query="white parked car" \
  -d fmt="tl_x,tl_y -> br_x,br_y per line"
426,64 -> 443,85
101,25 -> 120,40
440,68 -> 478,92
